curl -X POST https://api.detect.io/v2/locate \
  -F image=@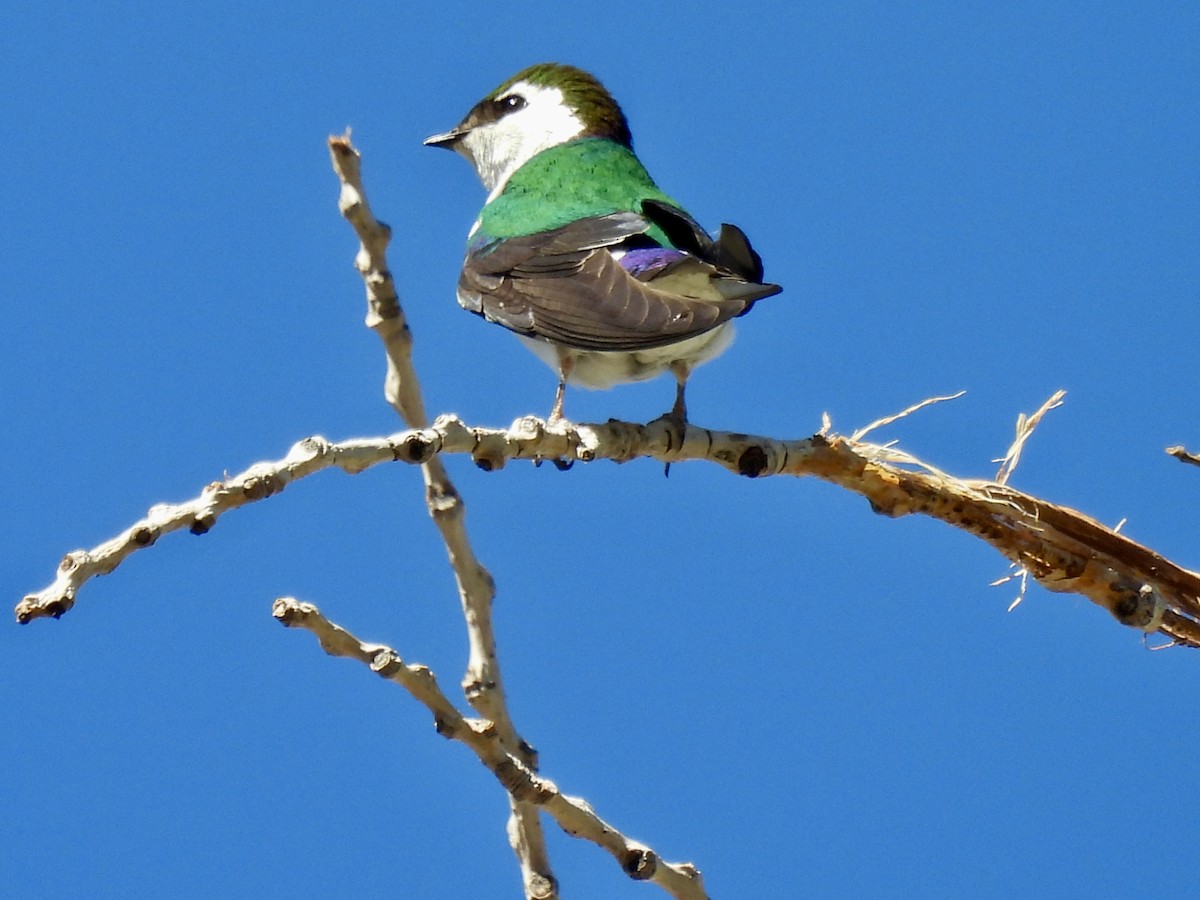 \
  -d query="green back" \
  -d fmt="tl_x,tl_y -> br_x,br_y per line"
477,138 -> 680,246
